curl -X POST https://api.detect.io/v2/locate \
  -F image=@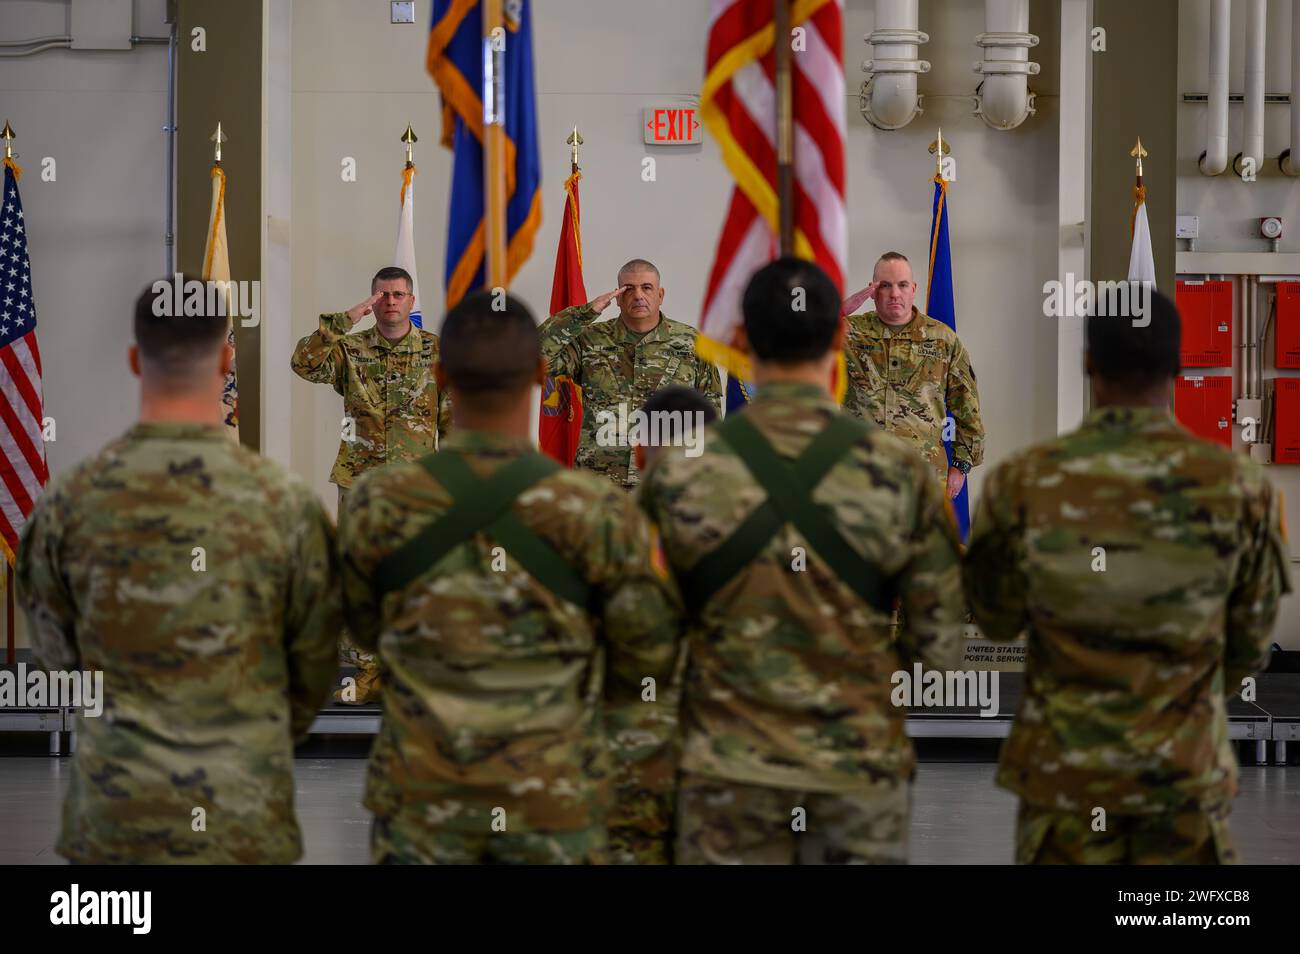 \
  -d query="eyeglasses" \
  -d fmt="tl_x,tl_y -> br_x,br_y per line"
378,291 -> 409,300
